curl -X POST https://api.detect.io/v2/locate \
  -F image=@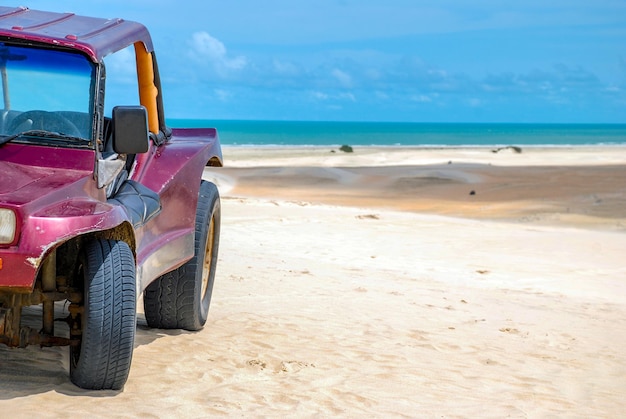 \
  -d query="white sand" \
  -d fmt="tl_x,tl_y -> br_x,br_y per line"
1,146 -> 625,417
